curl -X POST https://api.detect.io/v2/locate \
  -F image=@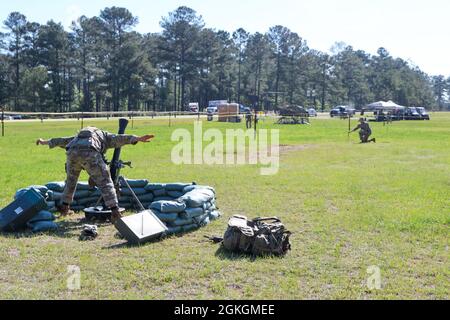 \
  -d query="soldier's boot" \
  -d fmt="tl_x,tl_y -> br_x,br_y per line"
59,203 -> 75,217
110,207 -> 123,224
